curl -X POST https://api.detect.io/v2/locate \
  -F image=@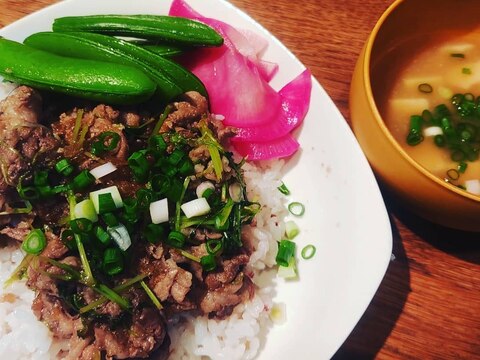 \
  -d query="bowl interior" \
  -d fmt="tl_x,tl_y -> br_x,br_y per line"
368,0 -> 480,200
